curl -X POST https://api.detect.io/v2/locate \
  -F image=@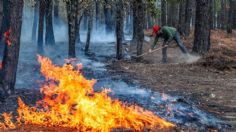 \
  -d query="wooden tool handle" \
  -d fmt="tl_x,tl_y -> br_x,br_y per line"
135,45 -> 168,58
